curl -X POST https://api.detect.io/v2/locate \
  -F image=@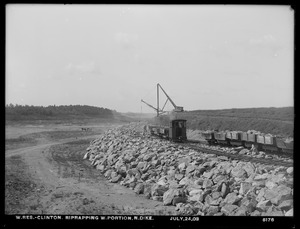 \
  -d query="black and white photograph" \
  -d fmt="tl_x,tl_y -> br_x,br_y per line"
5,4 -> 294,227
